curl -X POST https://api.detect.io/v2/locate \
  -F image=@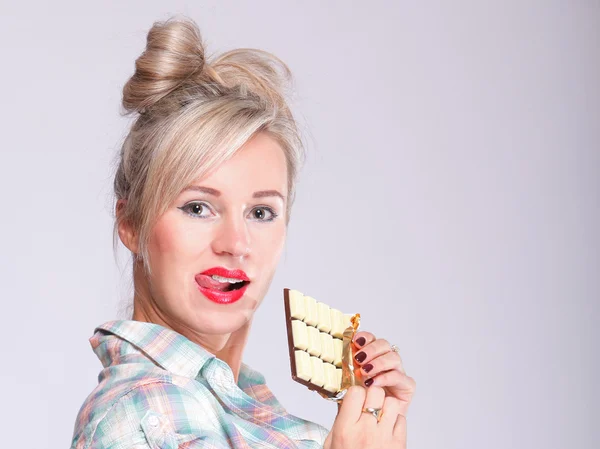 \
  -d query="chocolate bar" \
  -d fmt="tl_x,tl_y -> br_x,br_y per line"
283,288 -> 356,398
